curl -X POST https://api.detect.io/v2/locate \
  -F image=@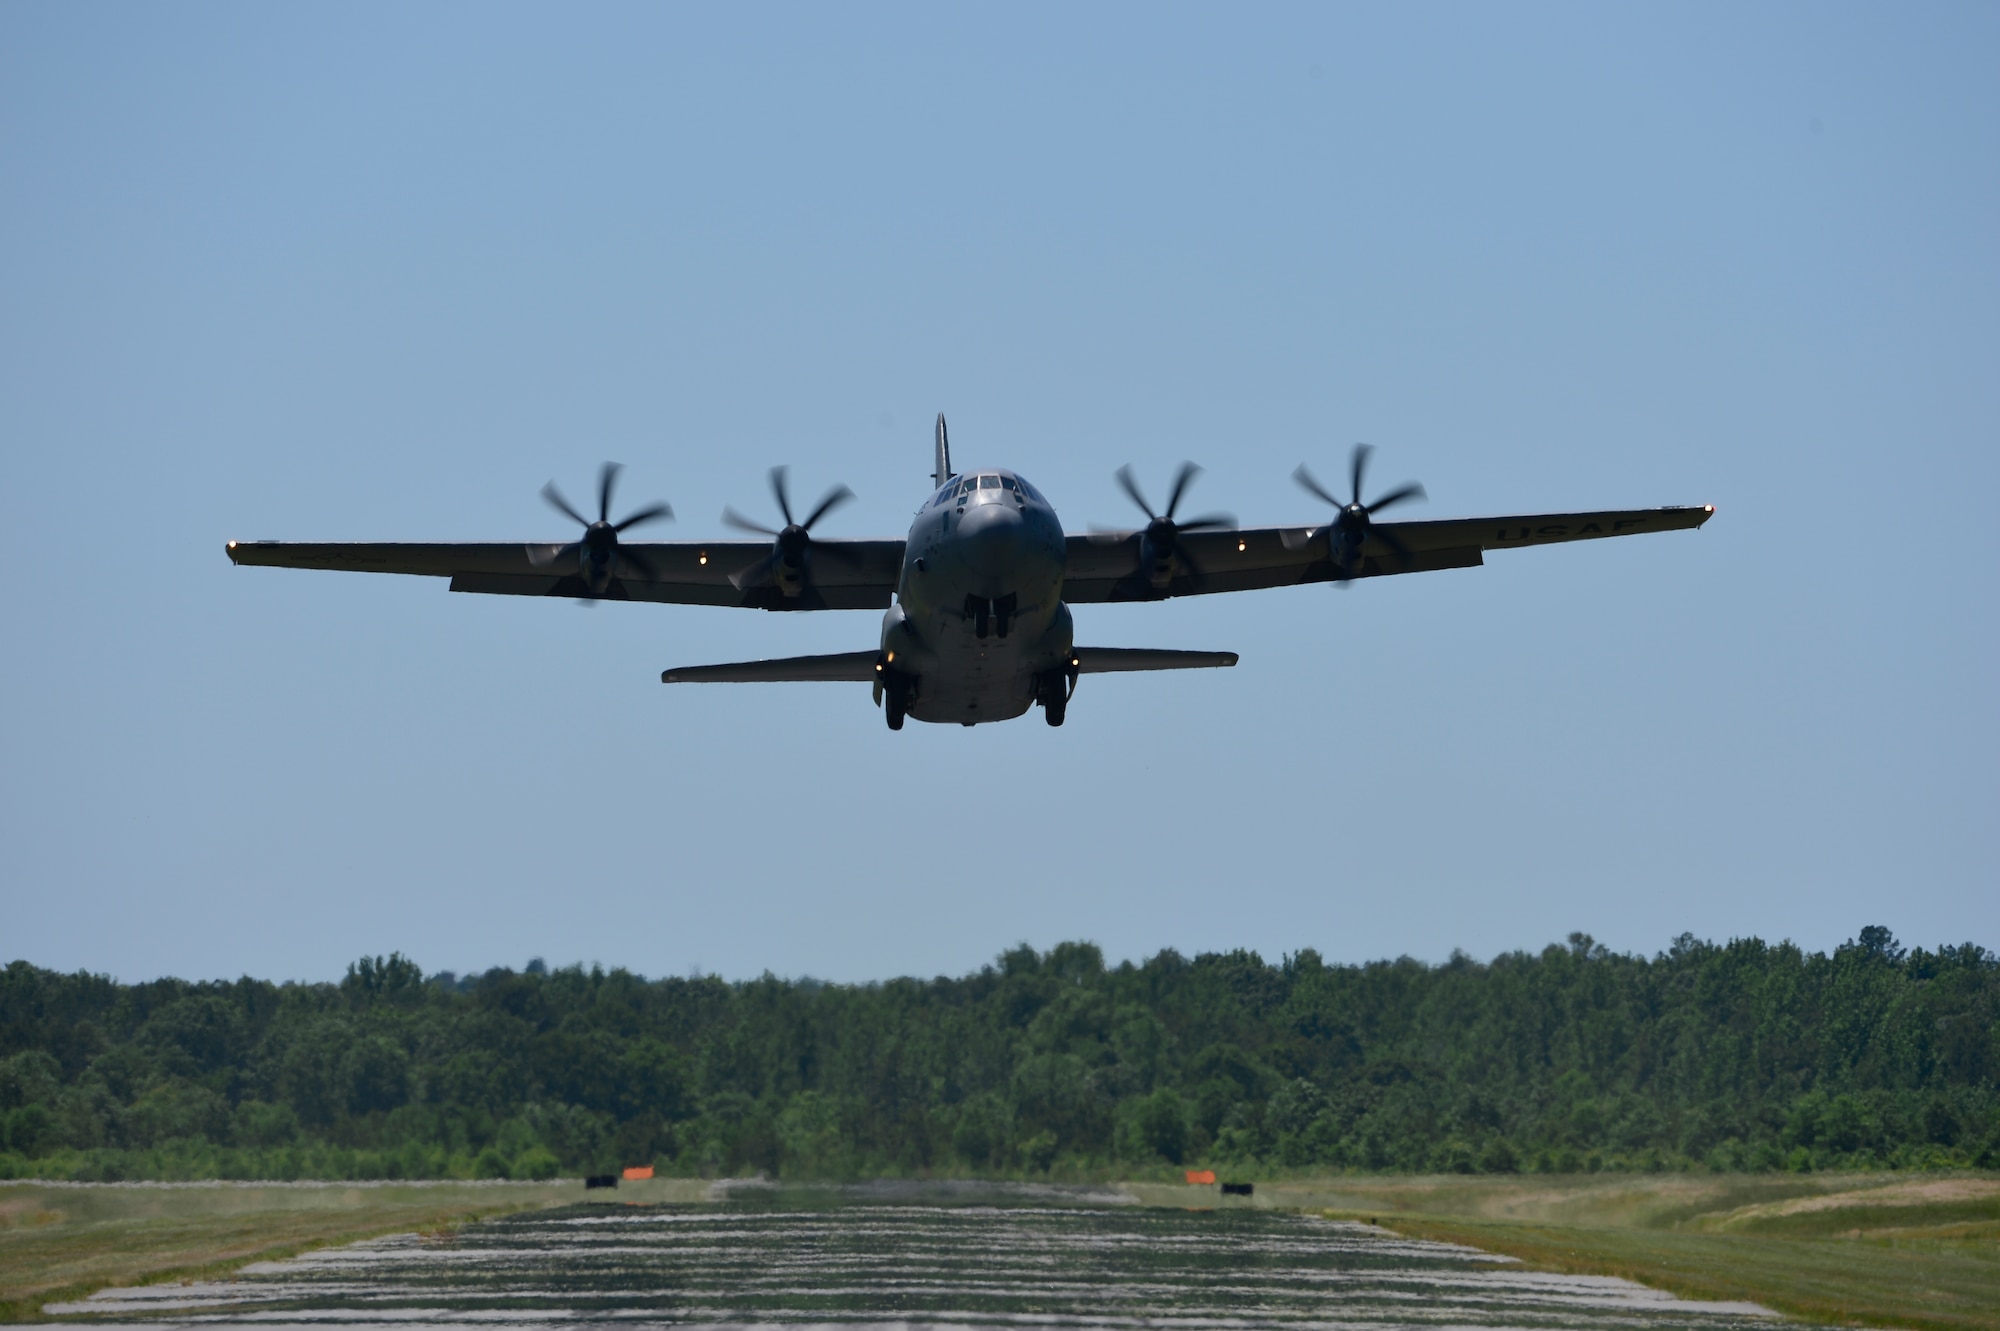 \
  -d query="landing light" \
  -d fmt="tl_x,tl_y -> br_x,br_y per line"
698,552 -> 708,565
1237,539 -> 1246,551
886,651 -> 895,663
